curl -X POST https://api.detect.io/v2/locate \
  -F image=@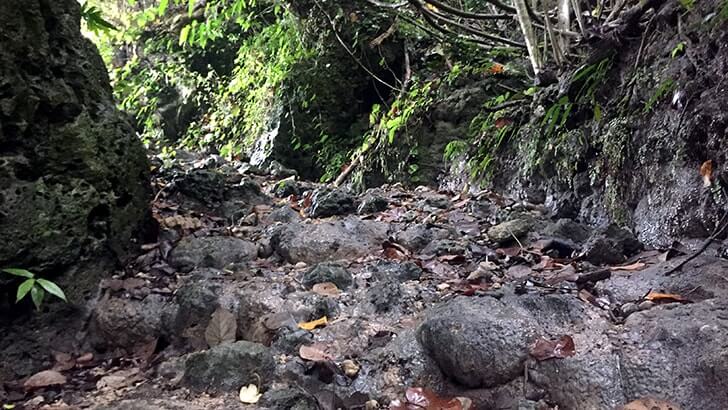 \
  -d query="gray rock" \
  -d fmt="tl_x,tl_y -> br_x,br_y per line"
395,224 -> 456,252
96,399 -> 205,410
267,160 -> 298,178
357,192 -> 389,214
273,217 -> 387,264
182,341 -> 275,392
422,238 -> 467,256
169,236 -> 257,272
269,205 -> 302,223
368,280 -> 402,312
417,296 -> 537,388
424,195 -> 451,209
308,188 -> 356,218
260,388 -> 318,410
487,217 -> 534,244
274,177 -> 301,197
0,0 -> 150,277
302,263 -> 353,289
581,225 -> 642,265
543,218 -> 591,244
89,294 -> 169,349
368,260 -> 423,282
175,169 -> 226,205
